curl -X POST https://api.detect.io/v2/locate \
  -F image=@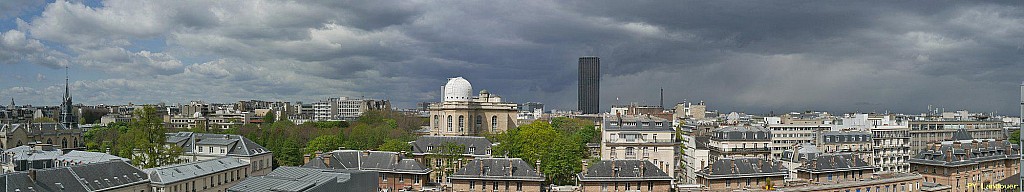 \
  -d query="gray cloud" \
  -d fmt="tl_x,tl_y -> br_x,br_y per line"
4,1 -> 1023,115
